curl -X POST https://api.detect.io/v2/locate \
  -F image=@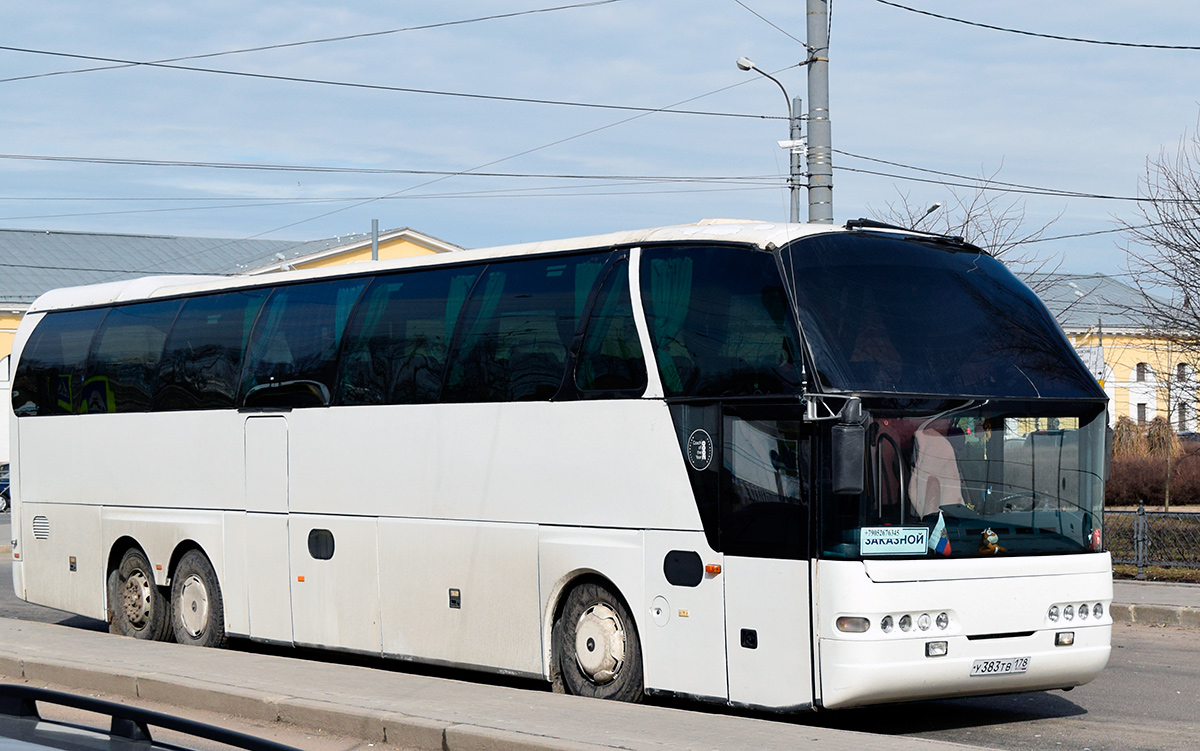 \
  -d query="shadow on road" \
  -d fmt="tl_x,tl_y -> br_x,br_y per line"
803,691 -> 1086,733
